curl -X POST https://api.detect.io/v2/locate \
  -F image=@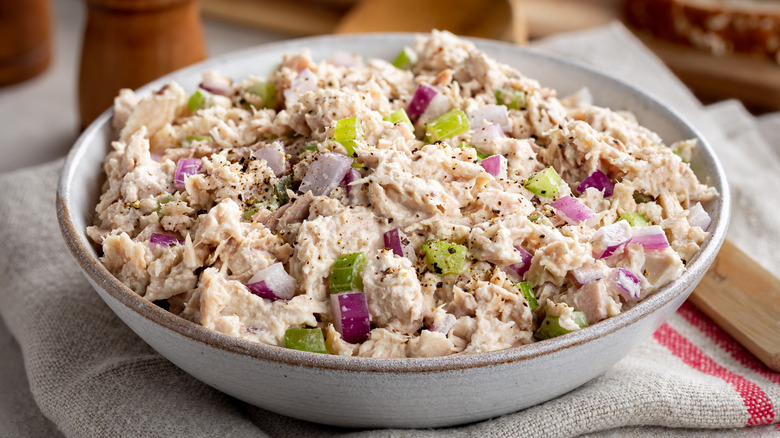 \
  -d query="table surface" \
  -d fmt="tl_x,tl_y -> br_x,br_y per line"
0,0 -> 289,174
